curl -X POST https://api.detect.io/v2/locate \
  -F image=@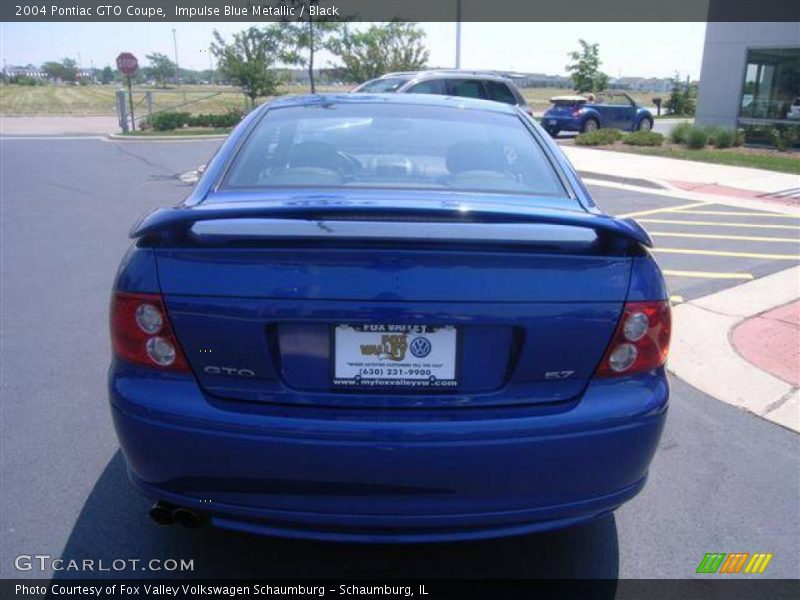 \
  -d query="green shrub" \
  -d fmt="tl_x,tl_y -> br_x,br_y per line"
769,126 -> 799,151
13,75 -> 43,86
150,111 -> 191,131
703,125 -> 723,145
711,128 -> 736,149
686,127 -> 708,149
187,109 -> 244,129
575,128 -> 622,146
624,131 -> 664,146
670,122 -> 693,144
